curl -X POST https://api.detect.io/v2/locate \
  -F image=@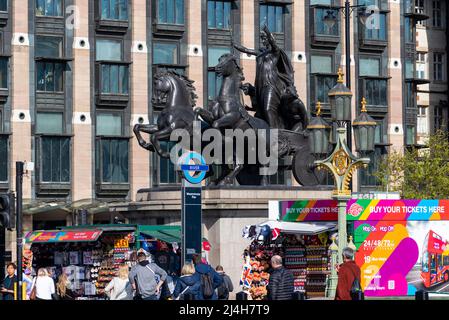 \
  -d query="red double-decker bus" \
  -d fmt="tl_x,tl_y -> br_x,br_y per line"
421,230 -> 449,288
